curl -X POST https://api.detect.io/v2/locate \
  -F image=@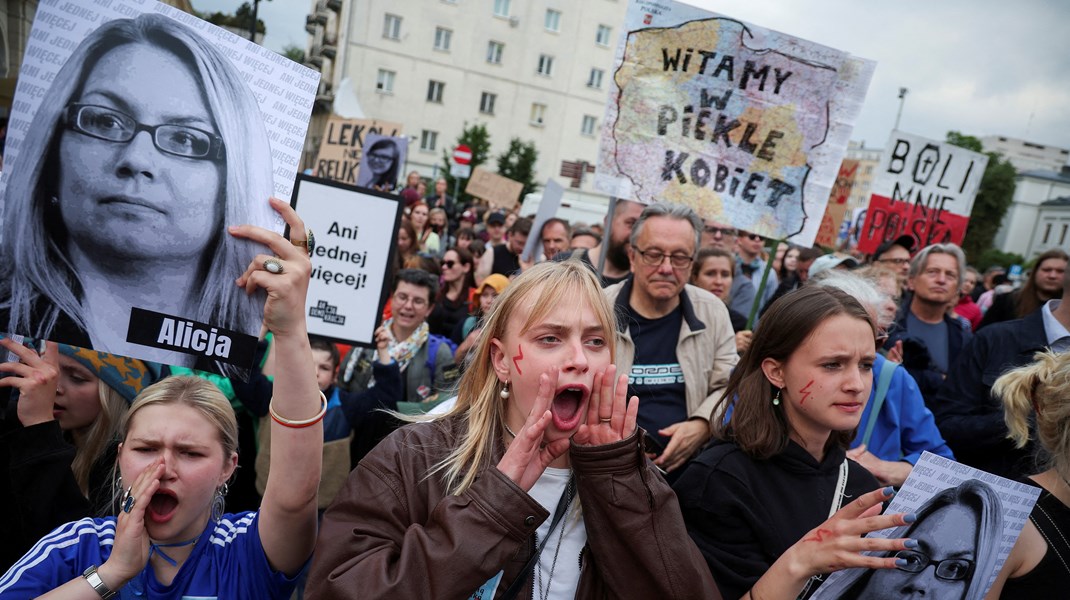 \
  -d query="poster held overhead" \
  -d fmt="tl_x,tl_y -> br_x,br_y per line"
290,175 -> 403,348
856,130 -> 989,254
0,0 -> 319,374
814,160 -> 859,248
315,117 -> 403,185
355,133 -> 407,193
596,0 -> 875,247
465,167 -> 524,209
521,179 -> 565,262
